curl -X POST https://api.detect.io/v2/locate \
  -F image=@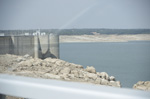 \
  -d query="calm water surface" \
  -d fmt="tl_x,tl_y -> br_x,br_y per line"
60,41 -> 150,88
